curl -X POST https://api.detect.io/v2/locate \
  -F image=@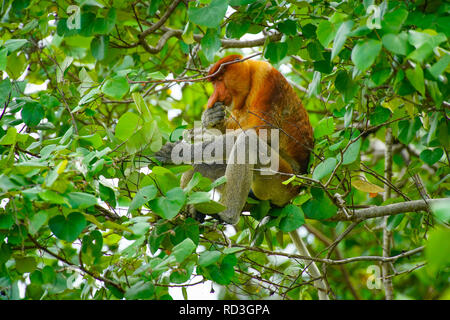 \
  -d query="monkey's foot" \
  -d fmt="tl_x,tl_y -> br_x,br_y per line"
154,141 -> 179,164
